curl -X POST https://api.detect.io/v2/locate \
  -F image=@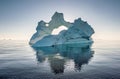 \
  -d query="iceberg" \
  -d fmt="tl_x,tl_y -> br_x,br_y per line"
29,12 -> 95,47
